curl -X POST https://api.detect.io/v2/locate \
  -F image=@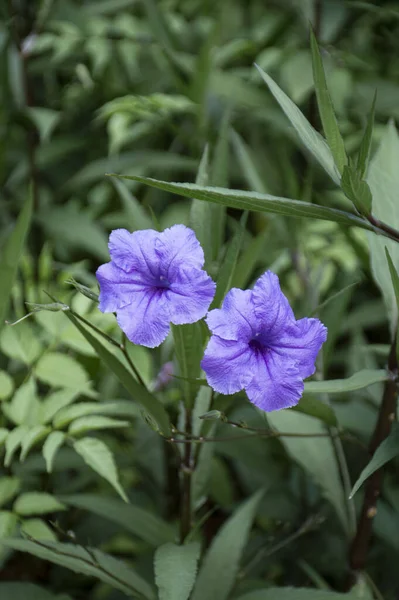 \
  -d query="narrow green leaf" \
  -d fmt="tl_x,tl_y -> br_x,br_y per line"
110,175 -> 373,231
52,401 -> 139,429
357,91 -> 377,178
14,492 -> 66,515
155,542 -> 201,600
42,431 -> 65,472
309,30 -> 347,173
60,494 -> 175,546
190,145 -> 212,266
0,193 -> 33,333
350,423 -> 399,498
68,416 -> 129,436
0,539 -> 155,599
172,322 -> 205,409
385,247 -> 399,361
305,369 -> 388,394
73,437 -> 127,502
112,178 -> 152,231
254,65 -> 340,184
191,489 -> 264,600
237,588 -> 356,600
341,164 -> 372,216
65,312 -> 170,435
